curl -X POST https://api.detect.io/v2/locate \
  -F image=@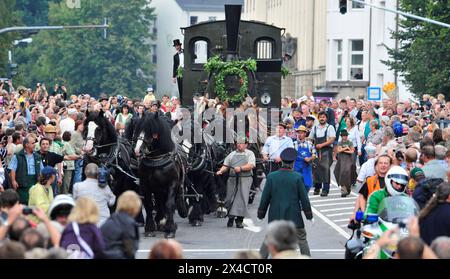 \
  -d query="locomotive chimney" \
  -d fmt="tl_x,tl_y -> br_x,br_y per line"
225,5 -> 242,59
